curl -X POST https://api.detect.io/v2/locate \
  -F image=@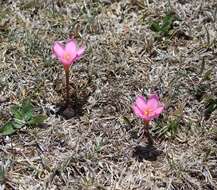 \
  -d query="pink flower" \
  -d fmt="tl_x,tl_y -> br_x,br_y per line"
132,95 -> 164,122
52,39 -> 85,67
